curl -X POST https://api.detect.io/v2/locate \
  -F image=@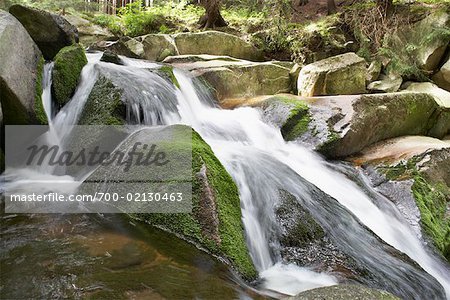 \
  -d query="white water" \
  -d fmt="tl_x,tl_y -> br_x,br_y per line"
169,71 -> 450,298
3,53 -> 450,298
